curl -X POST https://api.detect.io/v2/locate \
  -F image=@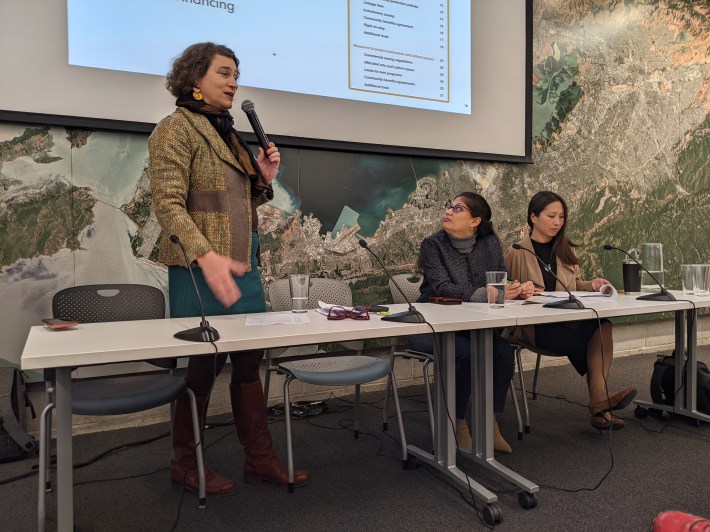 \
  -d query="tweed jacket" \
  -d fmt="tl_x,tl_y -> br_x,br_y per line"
148,108 -> 273,269
503,233 -> 594,345
416,230 -> 507,303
